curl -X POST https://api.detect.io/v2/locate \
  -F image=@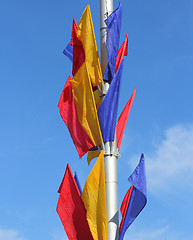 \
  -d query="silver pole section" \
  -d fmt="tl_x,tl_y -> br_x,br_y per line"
100,1 -> 119,240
